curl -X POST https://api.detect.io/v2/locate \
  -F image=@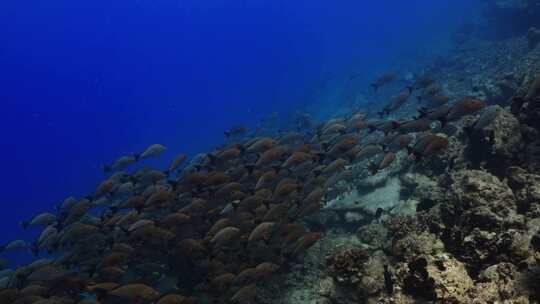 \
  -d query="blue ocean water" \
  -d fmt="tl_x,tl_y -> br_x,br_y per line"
0,0 -> 479,265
